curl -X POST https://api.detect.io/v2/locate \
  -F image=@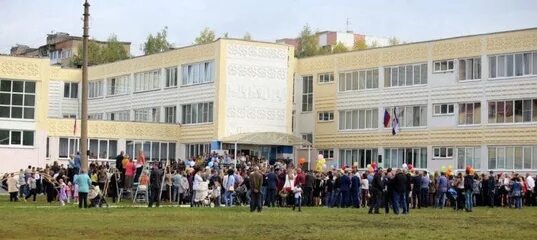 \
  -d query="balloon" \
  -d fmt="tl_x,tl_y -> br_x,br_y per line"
367,164 -> 372,169
318,154 -> 324,160
402,163 -> 408,169
208,161 -> 214,167
190,161 -> 195,167
323,164 -> 327,168
440,166 -> 446,172
407,164 -> 413,170
299,158 -> 306,165
368,167 -> 374,173
371,162 -> 378,169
